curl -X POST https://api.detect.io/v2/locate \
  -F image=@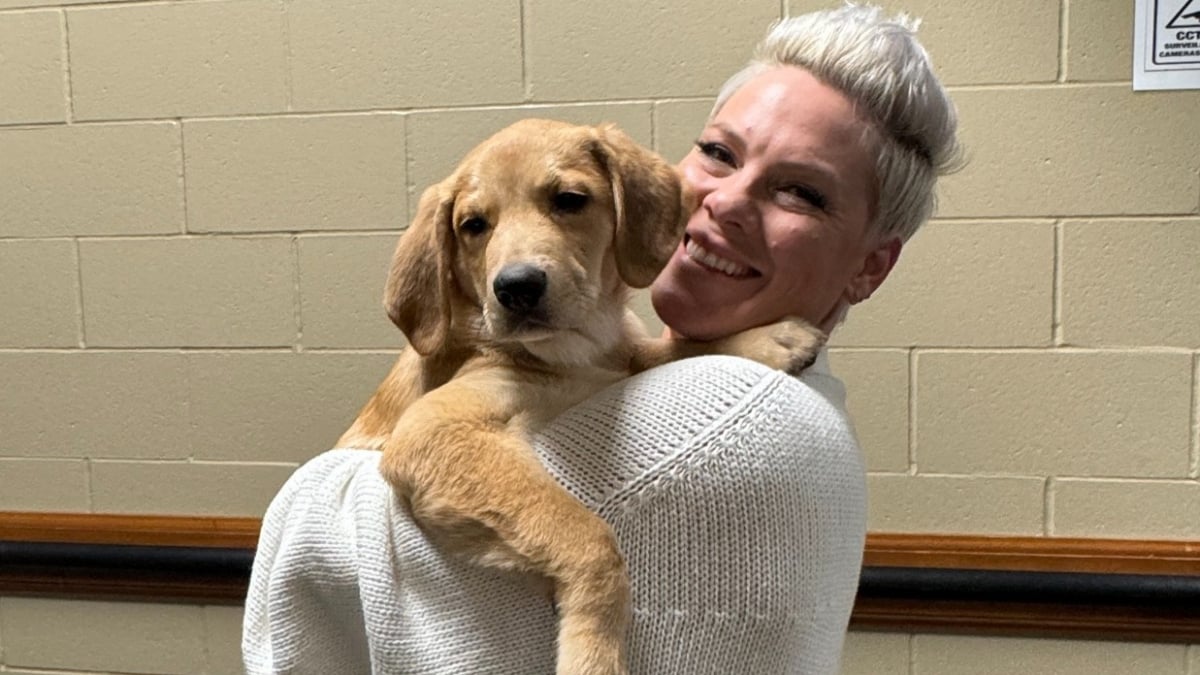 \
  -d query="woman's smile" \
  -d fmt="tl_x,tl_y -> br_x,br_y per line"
682,235 -> 759,278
